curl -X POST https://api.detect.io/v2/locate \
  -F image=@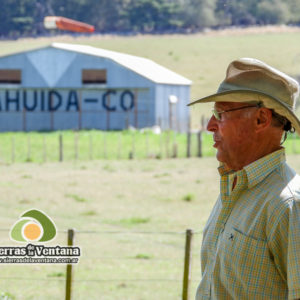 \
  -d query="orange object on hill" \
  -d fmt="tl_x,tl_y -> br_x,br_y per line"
44,16 -> 94,33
